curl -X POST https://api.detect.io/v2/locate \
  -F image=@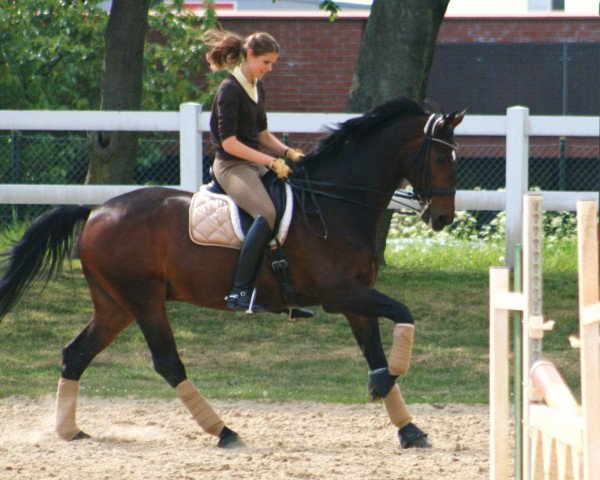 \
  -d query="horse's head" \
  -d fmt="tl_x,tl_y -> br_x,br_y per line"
406,110 -> 466,231
294,98 -> 466,234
